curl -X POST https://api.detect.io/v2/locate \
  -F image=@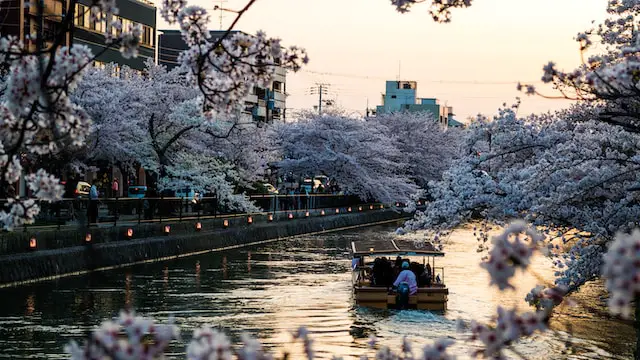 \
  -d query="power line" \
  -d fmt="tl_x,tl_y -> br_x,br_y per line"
300,69 -> 542,85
